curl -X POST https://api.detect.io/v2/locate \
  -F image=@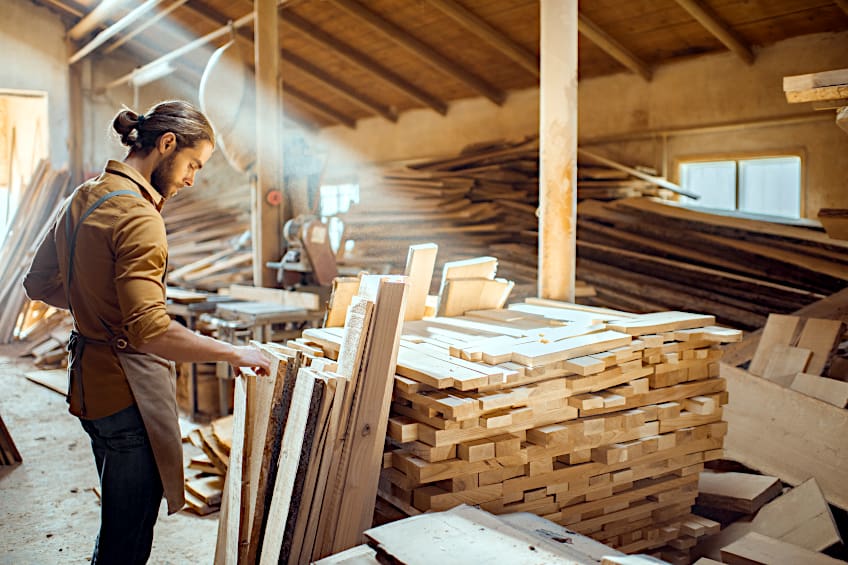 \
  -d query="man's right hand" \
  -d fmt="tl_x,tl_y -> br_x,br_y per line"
229,344 -> 272,377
